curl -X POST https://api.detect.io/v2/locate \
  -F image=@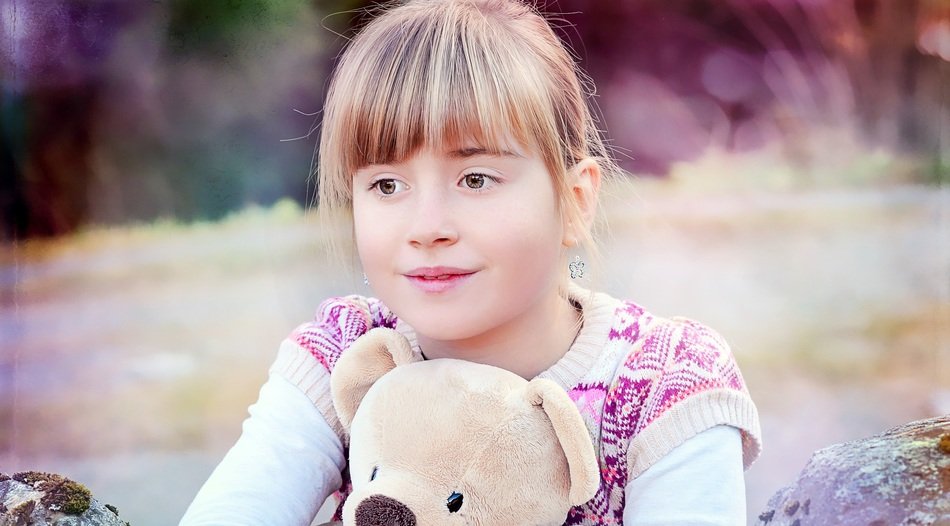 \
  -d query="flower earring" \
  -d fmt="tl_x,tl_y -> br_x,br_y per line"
569,255 -> 585,279
362,273 -> 370,285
